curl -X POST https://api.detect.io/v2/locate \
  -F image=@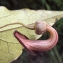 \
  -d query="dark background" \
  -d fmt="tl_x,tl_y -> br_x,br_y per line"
0,0 -> 63,63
